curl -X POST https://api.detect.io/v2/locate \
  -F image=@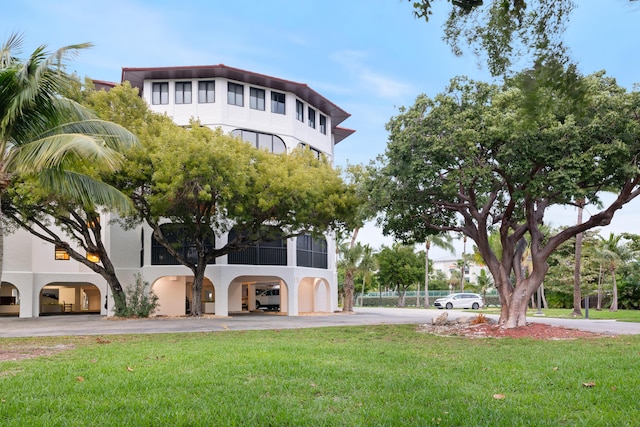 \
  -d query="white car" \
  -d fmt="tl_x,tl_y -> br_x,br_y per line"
255,288 -> 280,311
434,293 -> 484,310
